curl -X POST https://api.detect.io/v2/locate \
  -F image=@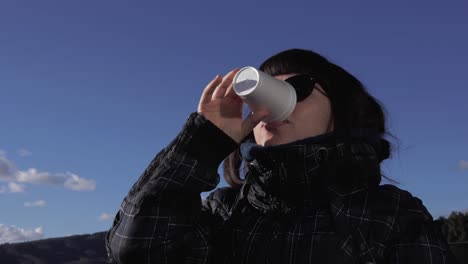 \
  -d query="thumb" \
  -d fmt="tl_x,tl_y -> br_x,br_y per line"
240,110 -> 269,140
